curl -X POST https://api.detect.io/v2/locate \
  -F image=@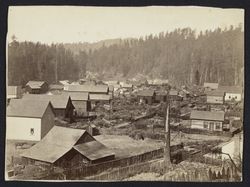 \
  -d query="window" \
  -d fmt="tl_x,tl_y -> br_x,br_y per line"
215,123 -> 221,130
204,121 -> 209,129
30,128 -> 34,135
